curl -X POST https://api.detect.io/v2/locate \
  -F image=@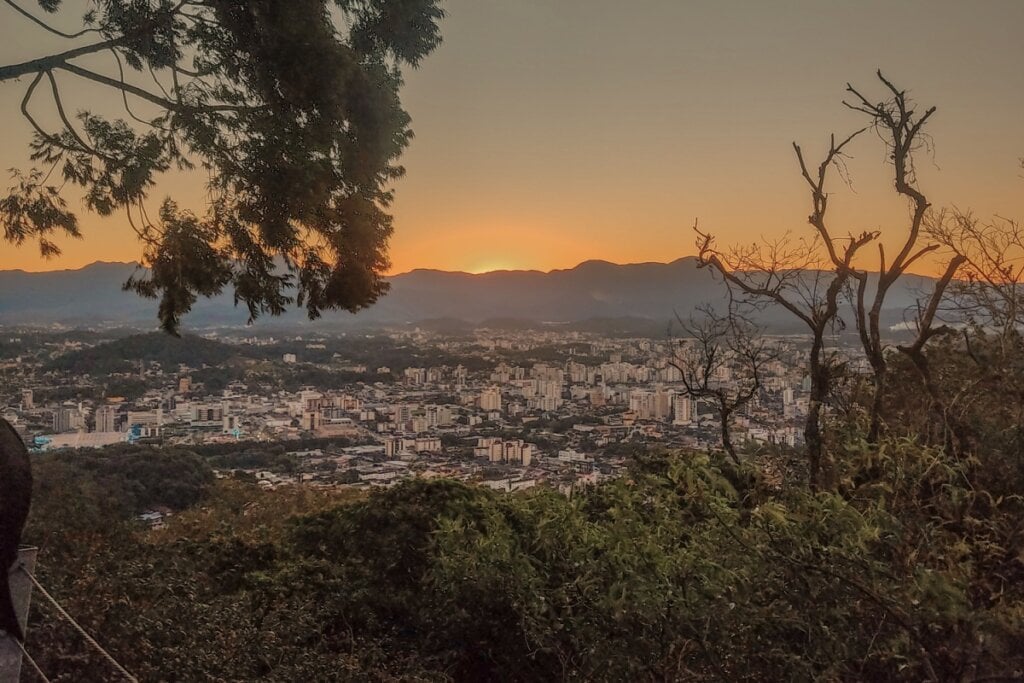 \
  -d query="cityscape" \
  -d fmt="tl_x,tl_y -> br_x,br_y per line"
1,323 -> 856,509
2,0 -> 1022,679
